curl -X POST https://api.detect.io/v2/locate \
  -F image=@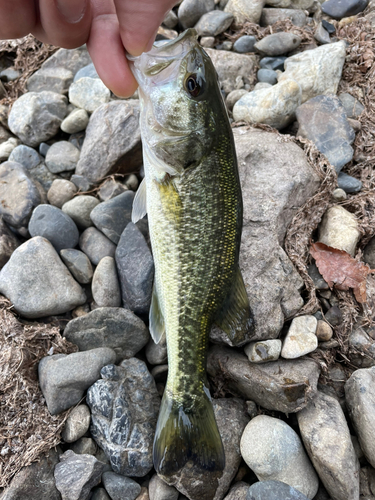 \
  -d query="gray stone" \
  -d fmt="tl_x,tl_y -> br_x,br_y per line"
314,23 -> 331,44
233,35 -> 257,53
247,481 -> 310,500
0,124 -> 14,145
257,68 -> 278,84
207,346 -> 320,413
71,174 -> 96,192
149,474 -> 178,500
39,347 -> 116,415
255,33 -> 302,56
0,68 -> 21,82
47,179 -> 78,208
253,82 -> 273,90
0,138 -> 20,161
200,36 -> 216,48
74,63 -> 99,82
163,9 -> 179,28
215,40 -> 234,51
338,92 -> 365,118
240,415 -> 319,499
345,366 -> 375,468
296,95 -> 355,172
69,77 -> 111,113
91,256 -> 121,308
260,8 -> 307,26
0,236 -> 86,318
322,19 -> 336,33
324,305 -> 343,326
177,0 -> 215,28
54,450 -> 105,500
62,404 -> 91,443
195,11 -> 234,37
321,0 -> 368,19
318,205 -> 360,256
90,191 -> 134,244
87,359 -> 160,476
0,216 -> 19,269
349,326 -> 375,368
76,101 -> 142,183
308,262 -> 329,290
281,315 -> 318,359
9,144 -> 43,169
70,437 -> 97,456
226,89 -> 248,111
98,178 -> 128,201
28,162 -> 59,191
145,339 -> 168,366
260,56 -> 287,70
27,67 -> 74,94
62,195 -> 100,229
8,91 -> 67,147
364,236 -> 375,269
28,204 -> 79,252
90,488 -> 111,500
223,482 -> 249,500
64,307 -> 149,363
297,391 -> 360,500
69,131 -> 85,150
102,472 -> 141,500
39,142 -> 50,157
338,172 -> 362,193
61,108 -> 89,134
224,0 -> 265,24
115,222 -> 154,315
60,248 -> 94,284
0,161 -> 44,228
244,339 -> 282,363
45,140 -> 80,174
41,46 -> 92,76
79,227 -> 116,265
